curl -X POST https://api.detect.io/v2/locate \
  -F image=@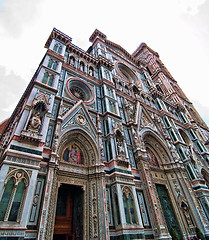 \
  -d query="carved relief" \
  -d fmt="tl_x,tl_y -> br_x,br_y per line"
28,112 -> 42,131
20,93 -> 50,145
140,112 -> 155,129
124,100 -> 135,122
